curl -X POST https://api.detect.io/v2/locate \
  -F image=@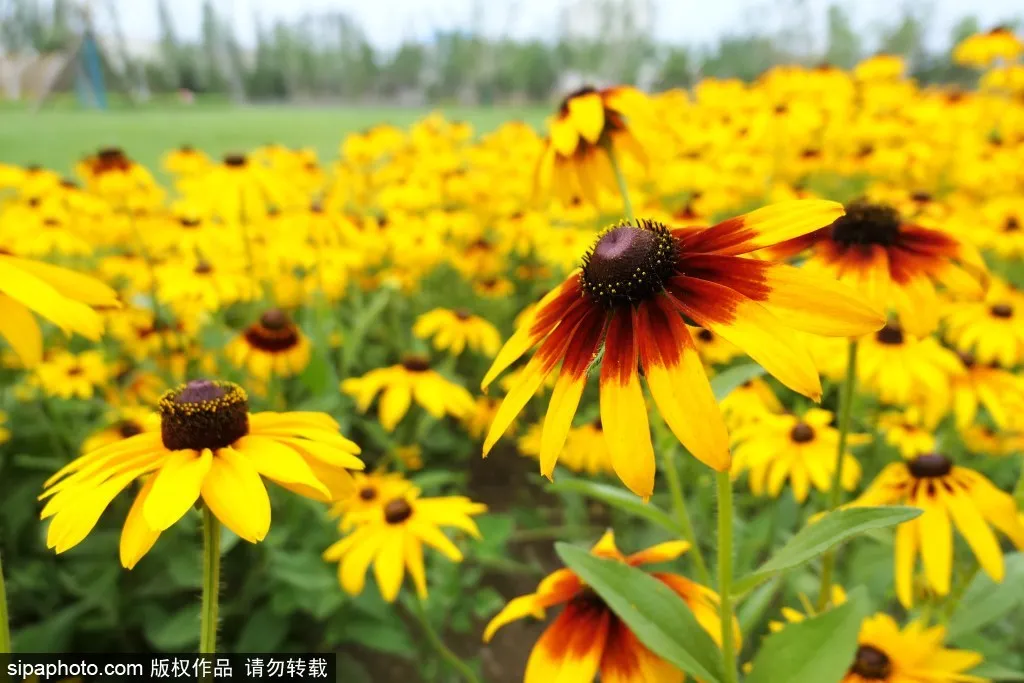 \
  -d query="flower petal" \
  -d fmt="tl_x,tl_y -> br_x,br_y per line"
143,449 -> 213,532
200,447 -> 271,543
